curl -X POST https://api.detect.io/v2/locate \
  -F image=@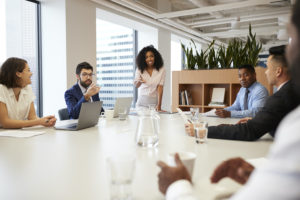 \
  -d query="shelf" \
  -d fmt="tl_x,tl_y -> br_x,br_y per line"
172,68 -> 273,113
